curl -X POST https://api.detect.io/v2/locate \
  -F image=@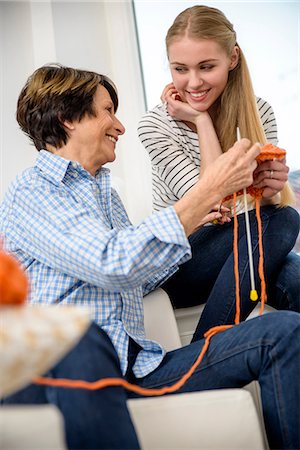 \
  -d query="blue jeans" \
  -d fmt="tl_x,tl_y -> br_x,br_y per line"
127,311 -> 300,450
162,205 -> 300,338
2,323 -> 140,450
